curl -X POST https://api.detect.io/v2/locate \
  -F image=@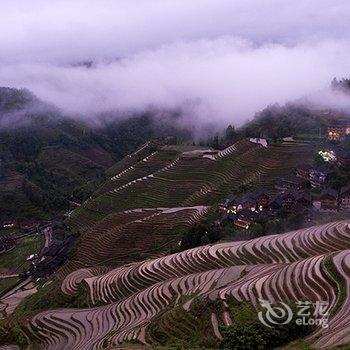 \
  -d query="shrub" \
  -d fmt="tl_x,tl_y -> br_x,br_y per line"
221,302 -> 314,350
